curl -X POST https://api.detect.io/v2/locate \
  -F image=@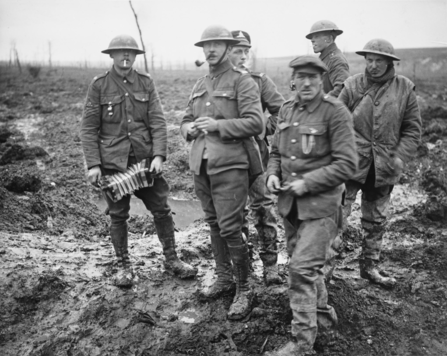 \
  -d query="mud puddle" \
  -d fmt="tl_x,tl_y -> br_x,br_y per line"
95,197 -> 203,230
